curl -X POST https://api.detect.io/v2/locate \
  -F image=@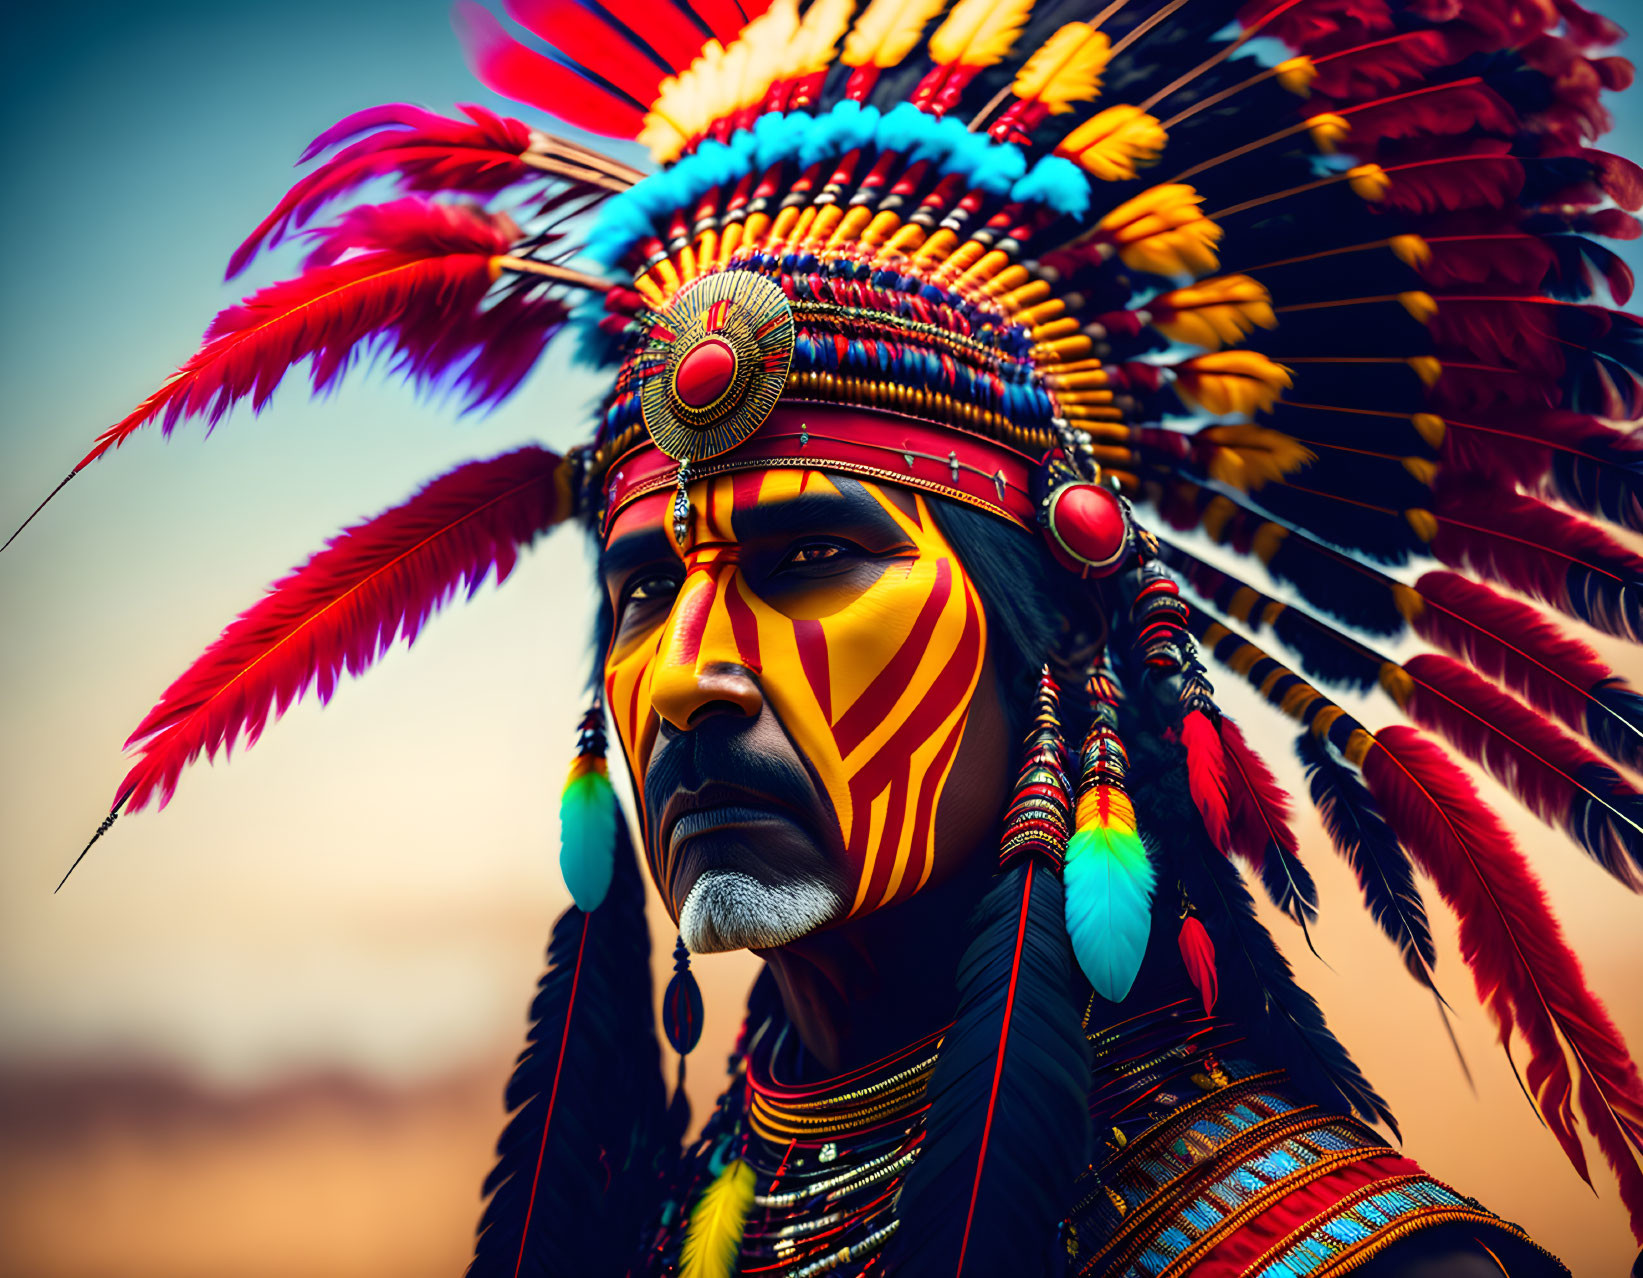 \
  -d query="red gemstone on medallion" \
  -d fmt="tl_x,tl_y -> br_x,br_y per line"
1047,482 -> 1128,577
674,337 -> 737,409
